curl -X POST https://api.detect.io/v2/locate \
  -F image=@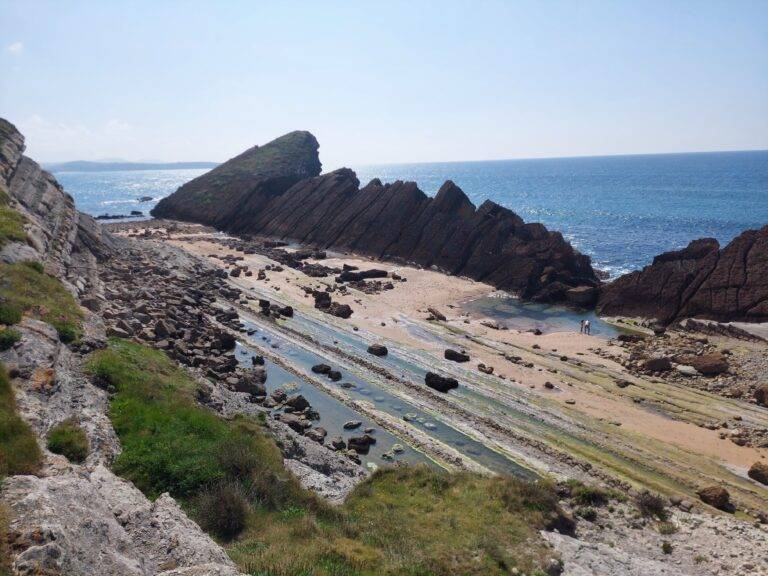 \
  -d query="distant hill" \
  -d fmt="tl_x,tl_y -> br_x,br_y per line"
45,160 -> 219,173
